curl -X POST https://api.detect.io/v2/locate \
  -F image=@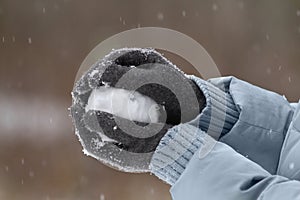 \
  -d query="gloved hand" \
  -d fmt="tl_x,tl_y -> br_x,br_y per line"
71,48 -> 206,172
91,49 -> 206,125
